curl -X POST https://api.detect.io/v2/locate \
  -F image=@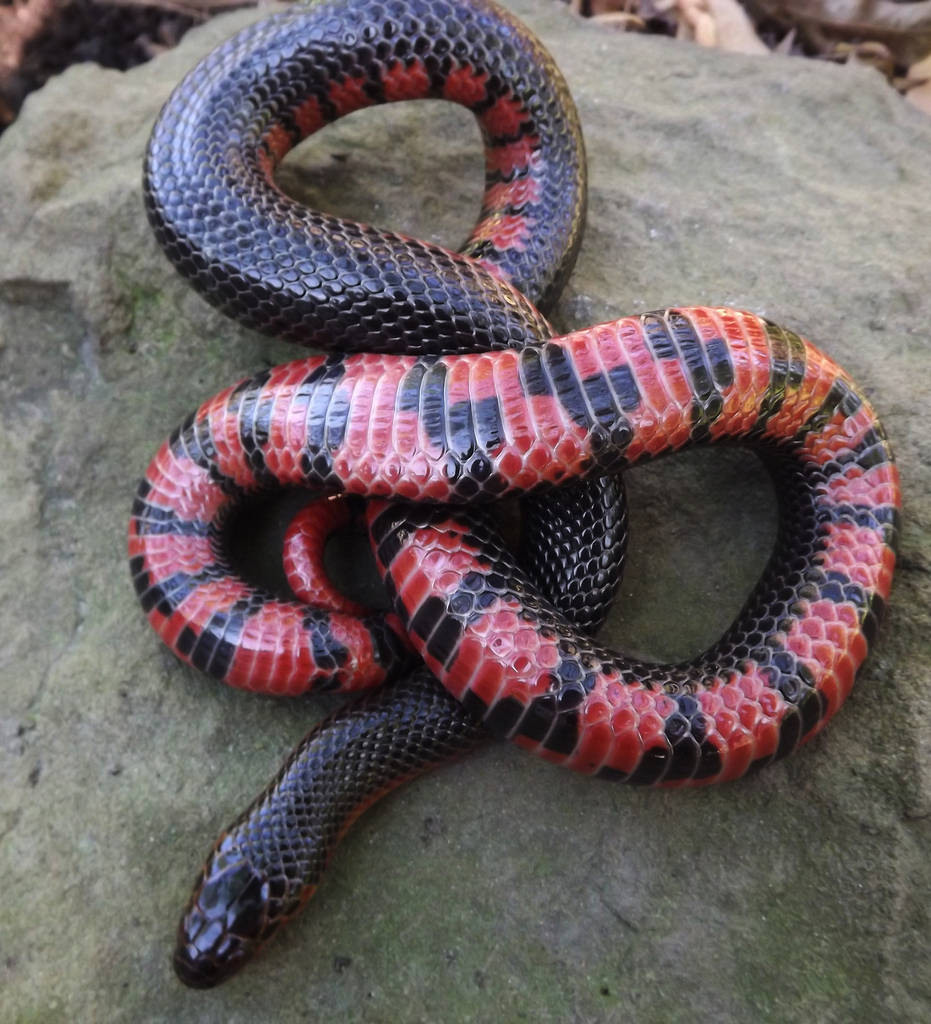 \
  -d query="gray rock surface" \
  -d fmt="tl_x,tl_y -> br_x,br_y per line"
1,1 -> 929,1020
